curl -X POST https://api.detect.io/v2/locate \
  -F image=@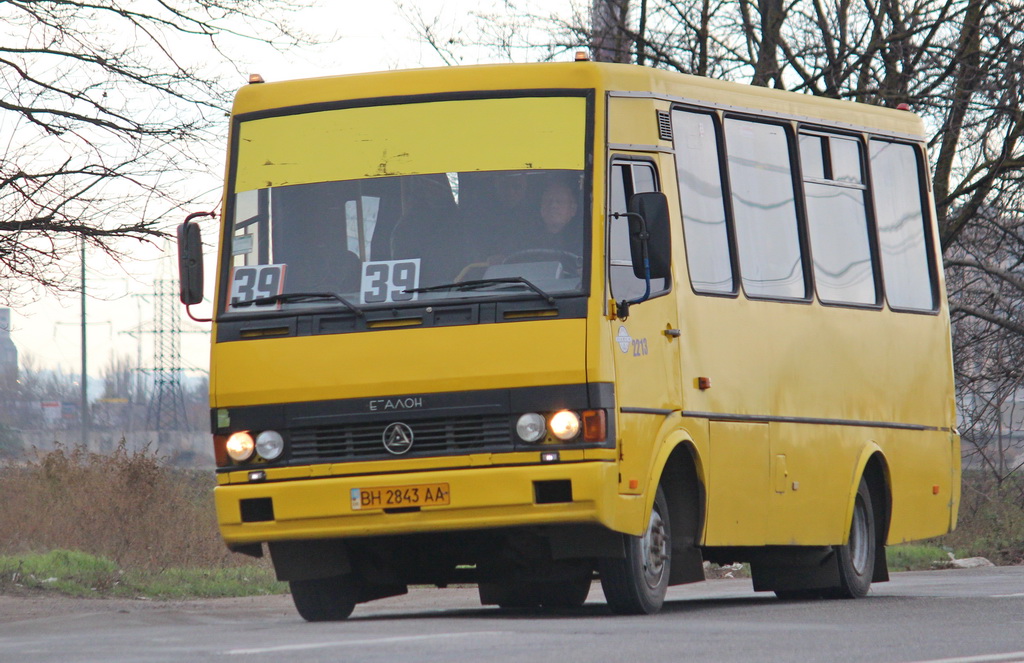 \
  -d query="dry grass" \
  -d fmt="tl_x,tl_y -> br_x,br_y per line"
0,442 -> 244,571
